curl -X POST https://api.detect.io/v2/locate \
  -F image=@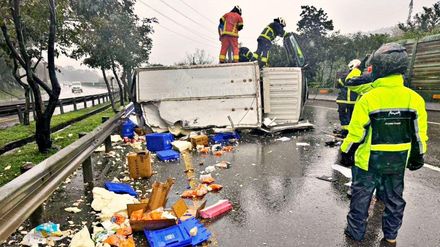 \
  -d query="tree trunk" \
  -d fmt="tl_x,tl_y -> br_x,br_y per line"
121,69 -> 129,102
35,115 -> 52,152
102,67 -> 117,112
123,66 -> 135,102
111,59 -> 125,105
12,58 -> 30,125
